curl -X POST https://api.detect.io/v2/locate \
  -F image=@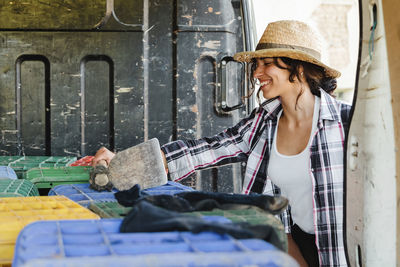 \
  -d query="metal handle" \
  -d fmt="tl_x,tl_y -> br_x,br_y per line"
216,56 -> 245,114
